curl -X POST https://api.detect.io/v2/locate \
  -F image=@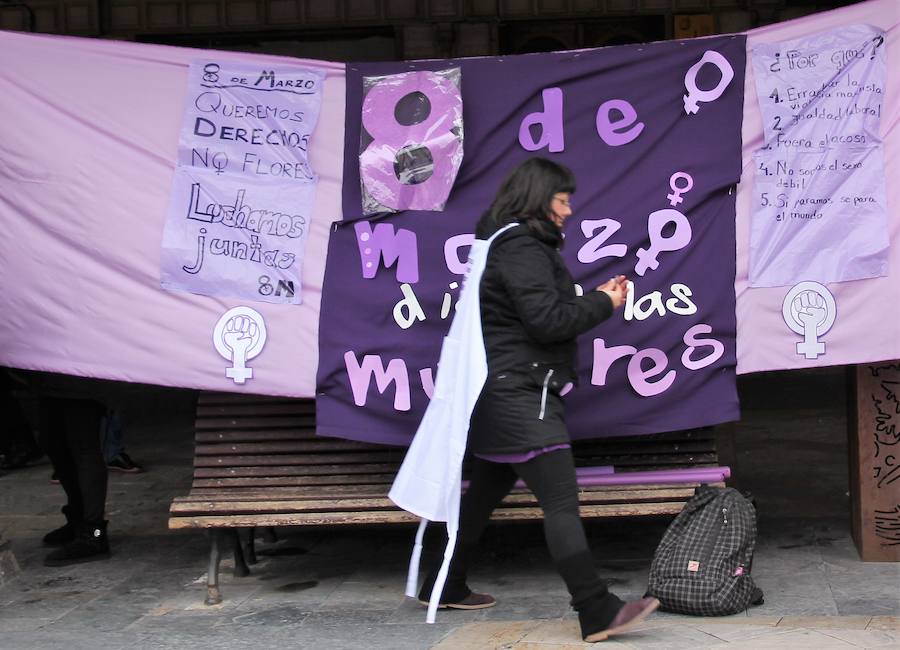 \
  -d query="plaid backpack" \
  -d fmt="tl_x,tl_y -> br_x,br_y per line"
646,485 -> 764,616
